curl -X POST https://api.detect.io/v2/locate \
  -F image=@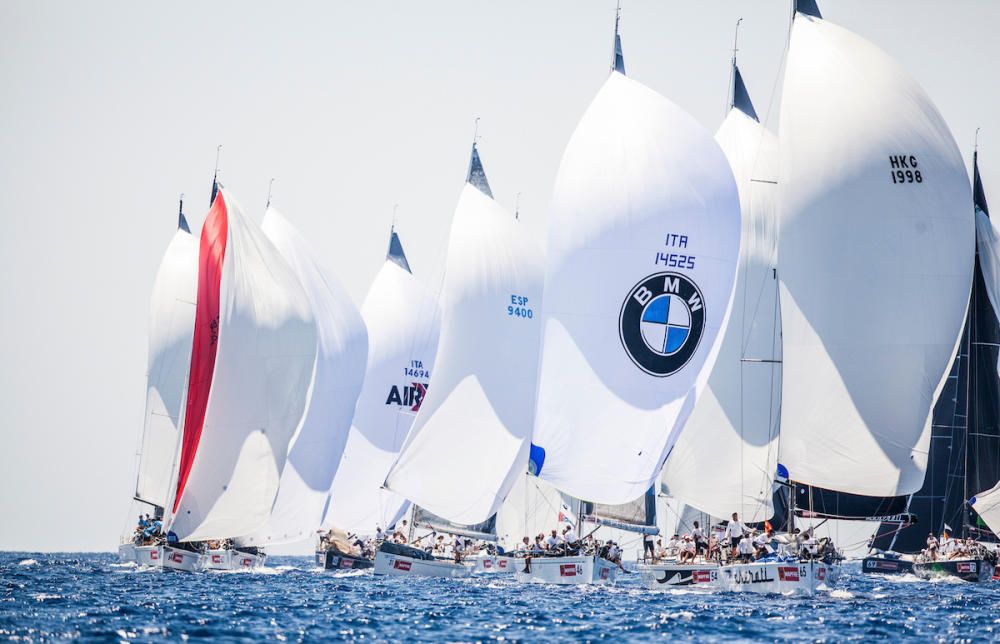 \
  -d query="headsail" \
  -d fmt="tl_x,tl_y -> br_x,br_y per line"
661,62 -> 780,522
237,207 -> 368,547
134,201 -> 198,509
384,143 -> 544,524
168,190 -> 317,541
531,24 -> 741,504
324,229 -> 440,534
776,8 -> 973,496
